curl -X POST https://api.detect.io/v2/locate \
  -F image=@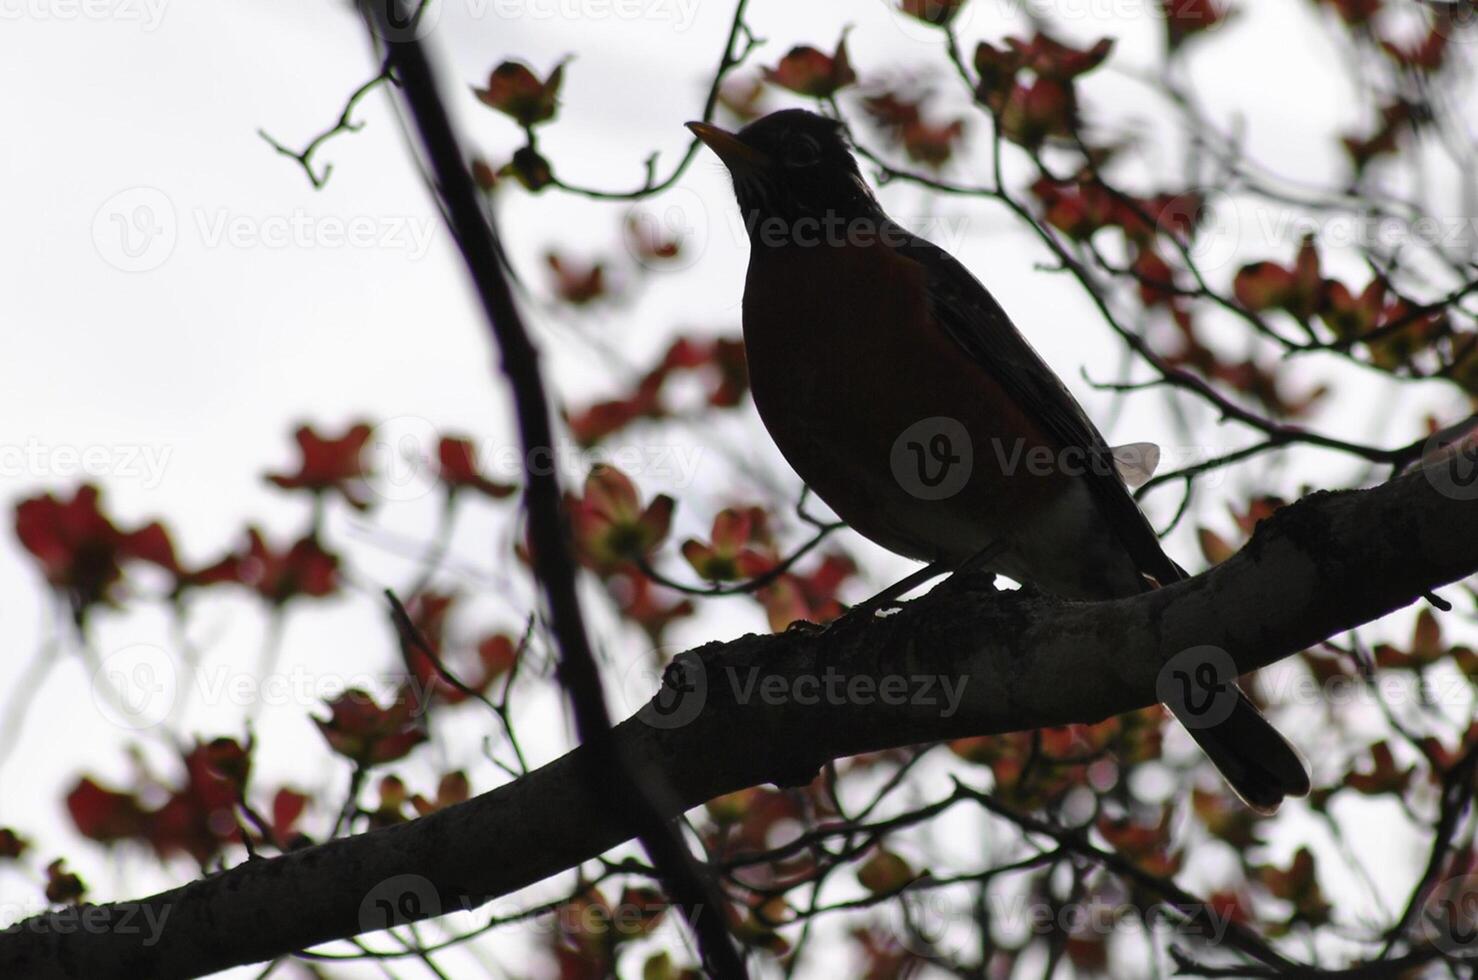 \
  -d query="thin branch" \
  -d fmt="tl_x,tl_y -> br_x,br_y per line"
1379,739 -> 1478,956
546,0 -> 758,201
635,519 -> 843,597
370,4 -> 745,974
258,61 -> 395,189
